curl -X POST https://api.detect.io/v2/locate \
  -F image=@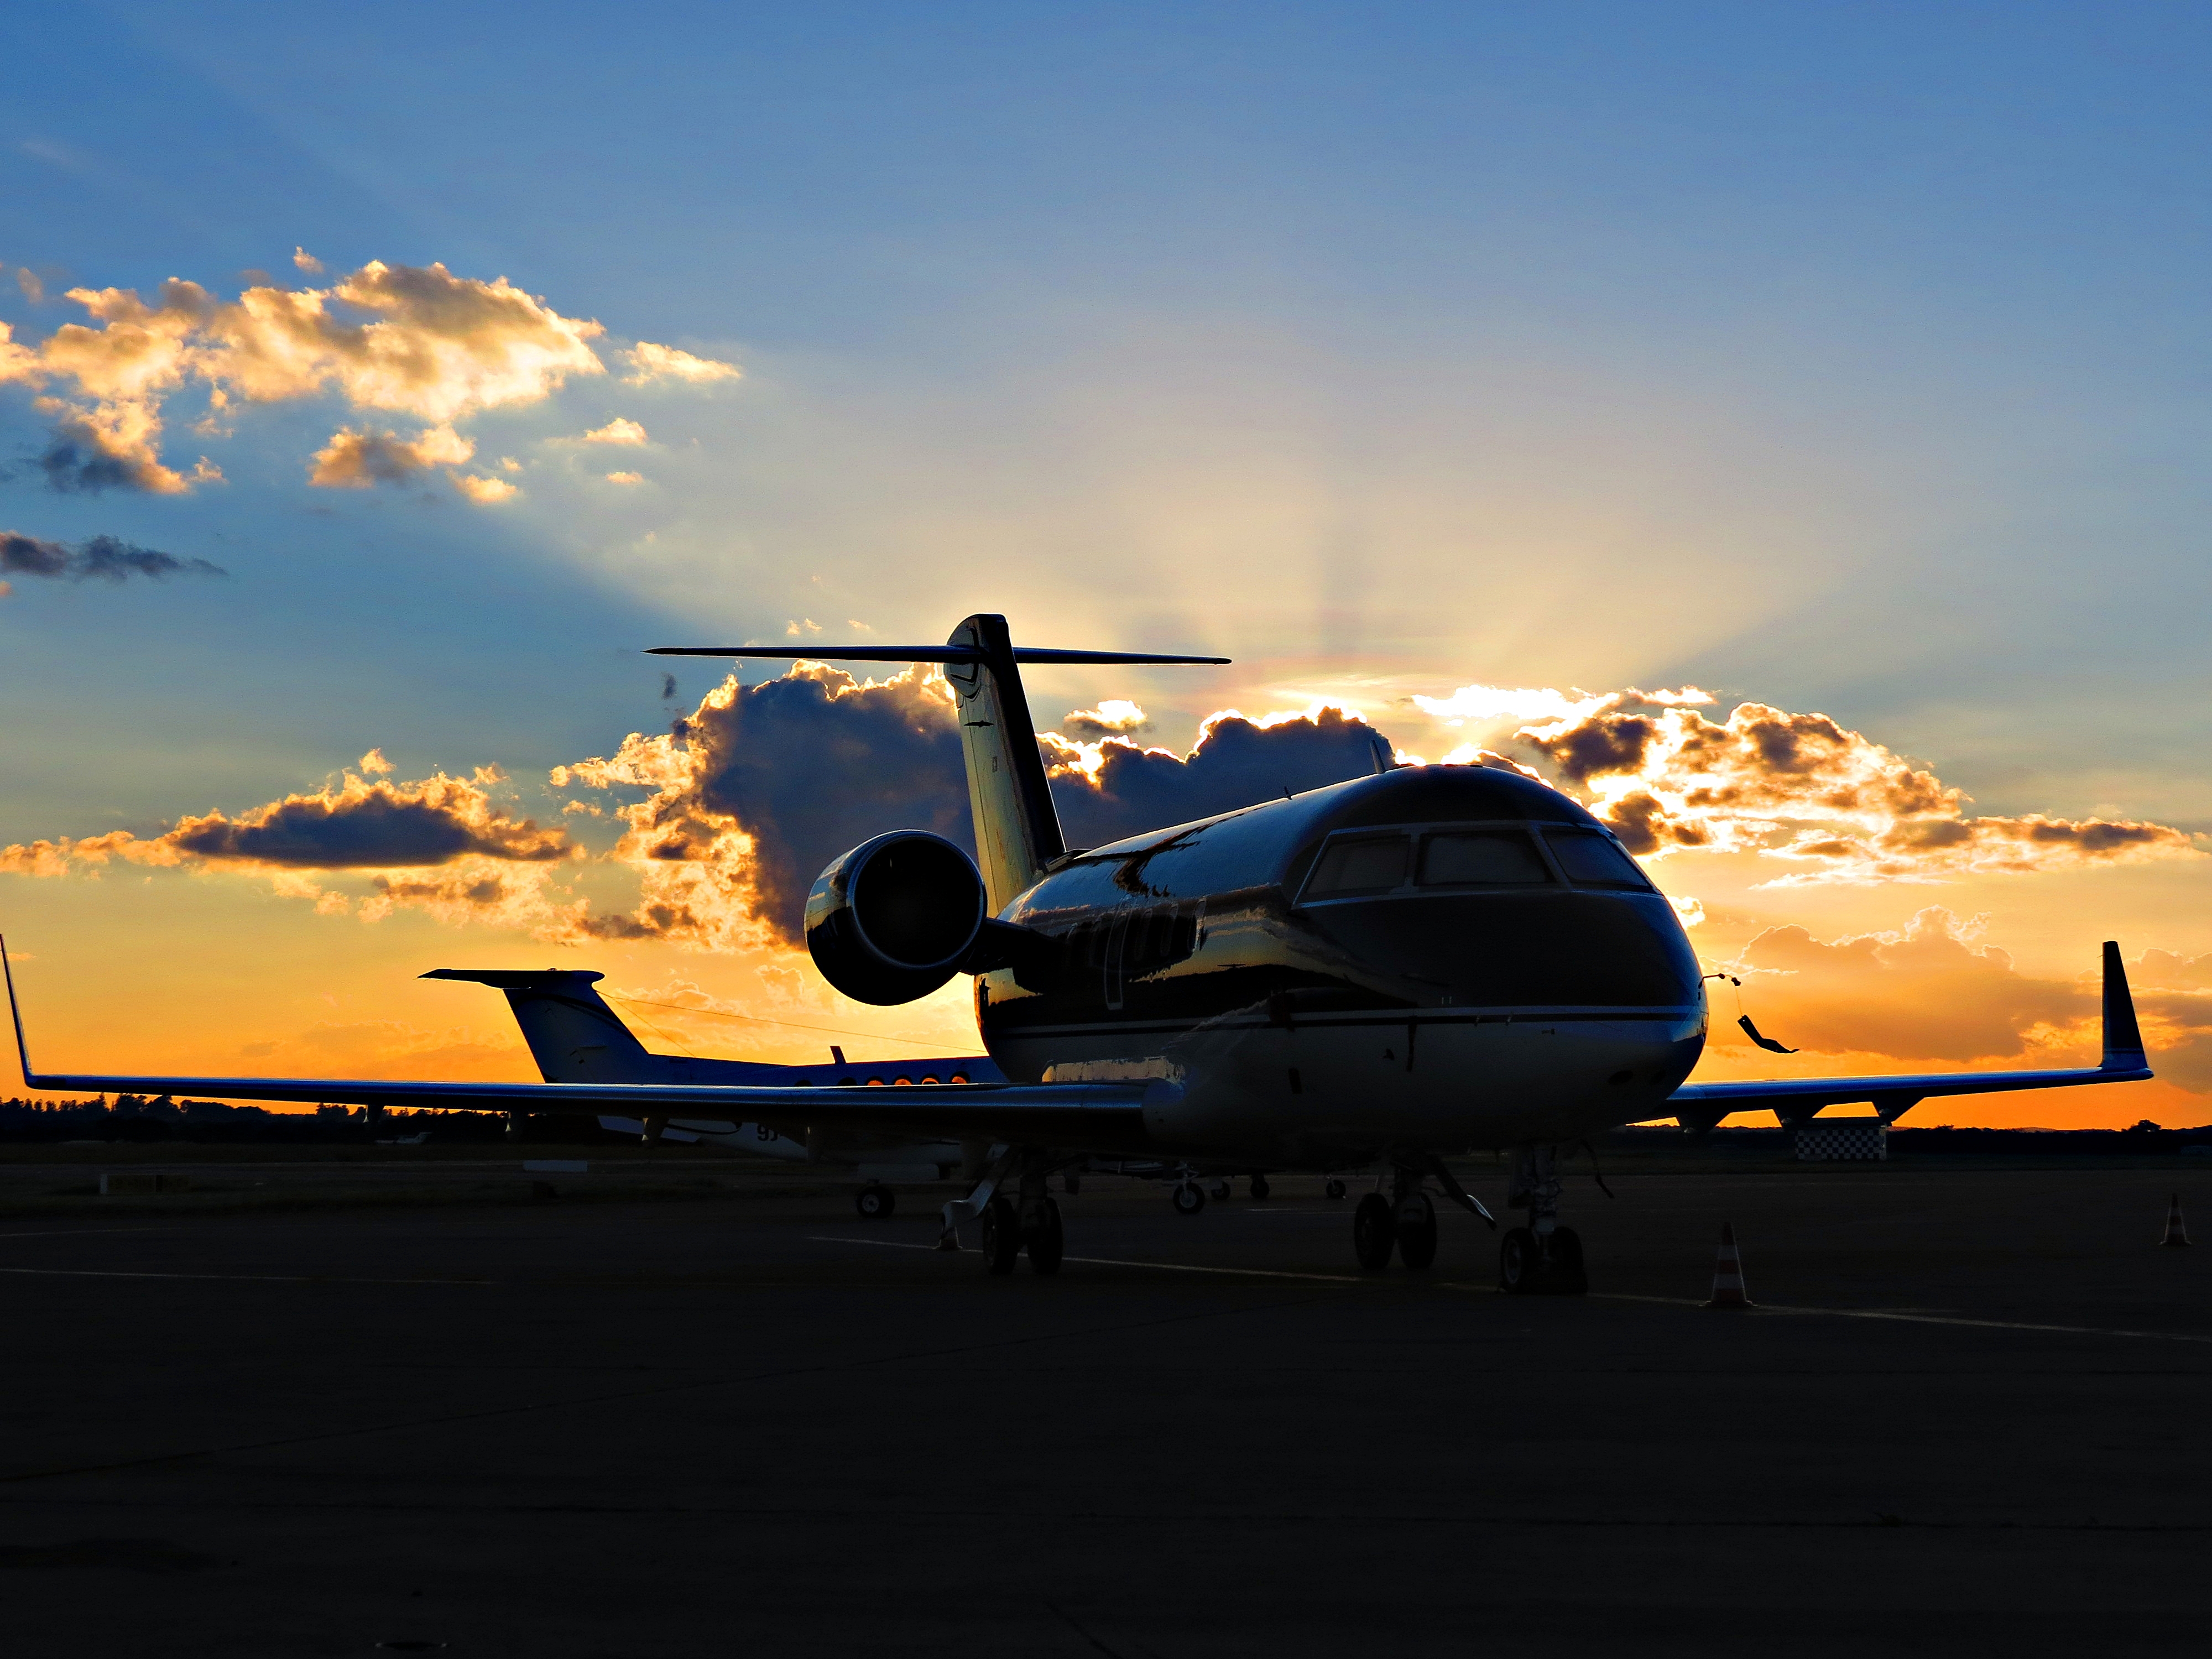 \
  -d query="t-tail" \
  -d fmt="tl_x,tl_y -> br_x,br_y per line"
649,613 -> 1227,913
